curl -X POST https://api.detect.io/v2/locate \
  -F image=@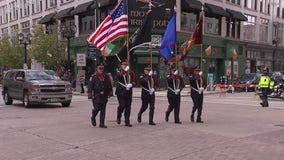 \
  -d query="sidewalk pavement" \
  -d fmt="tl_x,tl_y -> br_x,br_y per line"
73,86 -> 221,98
